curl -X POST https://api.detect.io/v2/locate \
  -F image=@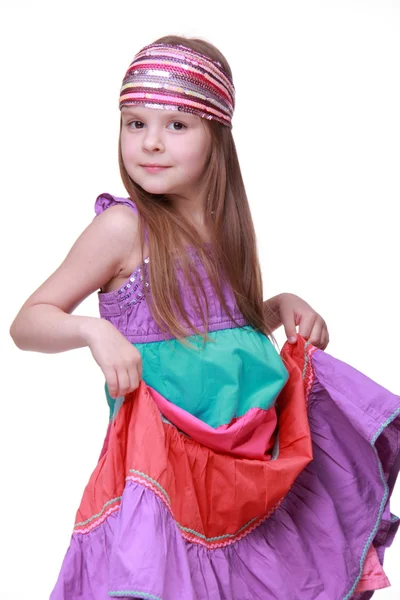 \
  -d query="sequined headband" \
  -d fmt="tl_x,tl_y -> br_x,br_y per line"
119,42 -> 235,128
